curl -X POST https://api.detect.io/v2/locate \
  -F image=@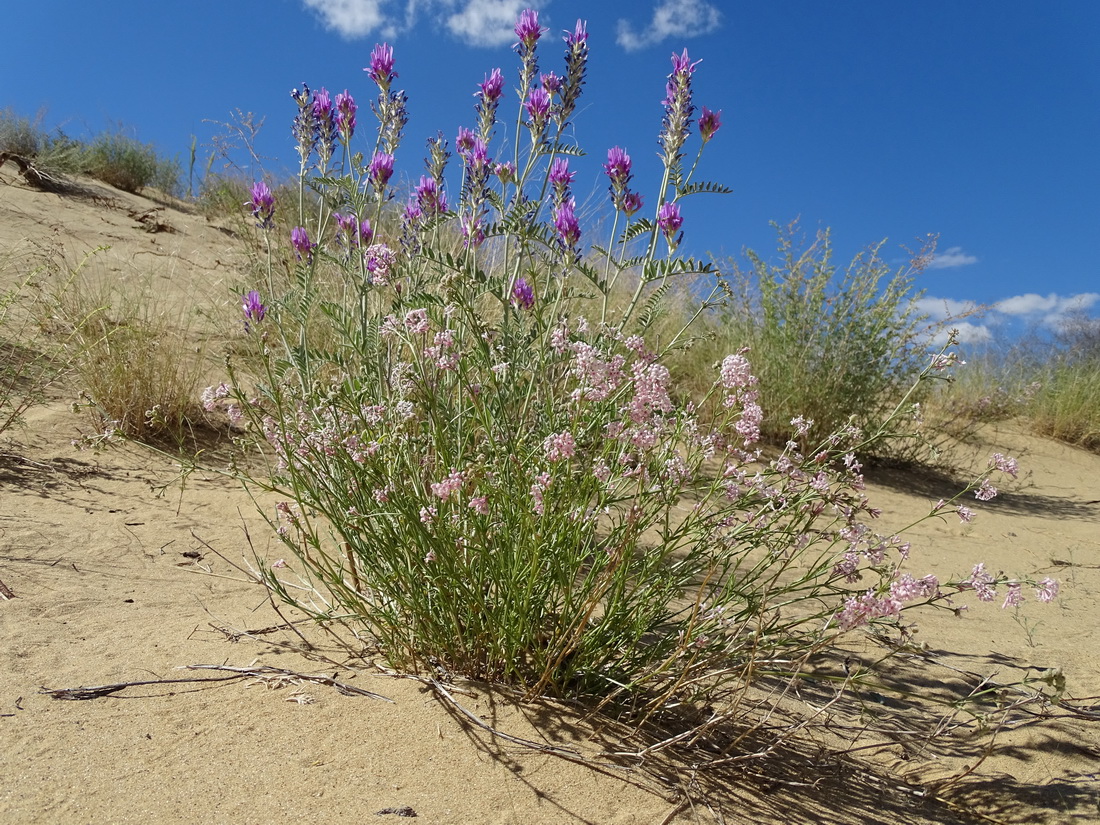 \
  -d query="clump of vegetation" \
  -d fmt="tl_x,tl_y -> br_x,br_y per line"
199,10 -> 1056,744
708,224 -> 940,456
0,108 -> 180,196
0,243 -> 78,441
56,253 -> 212,448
